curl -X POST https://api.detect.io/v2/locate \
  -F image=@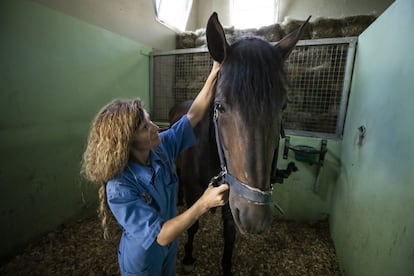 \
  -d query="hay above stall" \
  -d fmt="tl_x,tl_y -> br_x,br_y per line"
176,14 -> 377,49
